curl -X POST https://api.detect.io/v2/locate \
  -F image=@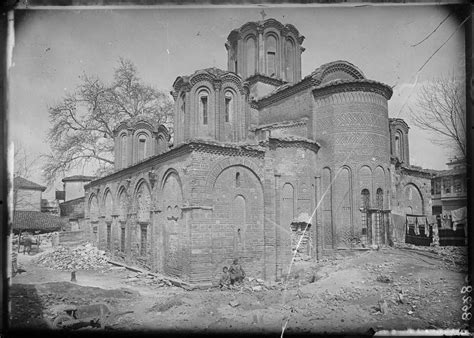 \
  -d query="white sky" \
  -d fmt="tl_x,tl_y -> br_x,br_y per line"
10,5 -> 466,198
